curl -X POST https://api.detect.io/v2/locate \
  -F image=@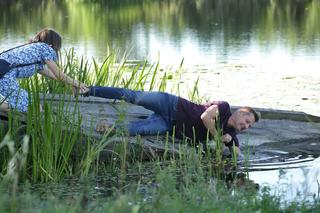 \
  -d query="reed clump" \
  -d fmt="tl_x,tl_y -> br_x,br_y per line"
0,49 -> 208,182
